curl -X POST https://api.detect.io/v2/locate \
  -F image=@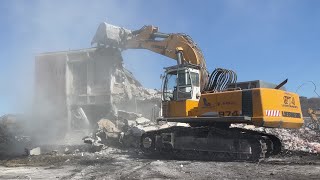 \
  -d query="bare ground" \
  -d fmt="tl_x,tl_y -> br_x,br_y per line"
0,144 -> 319,180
